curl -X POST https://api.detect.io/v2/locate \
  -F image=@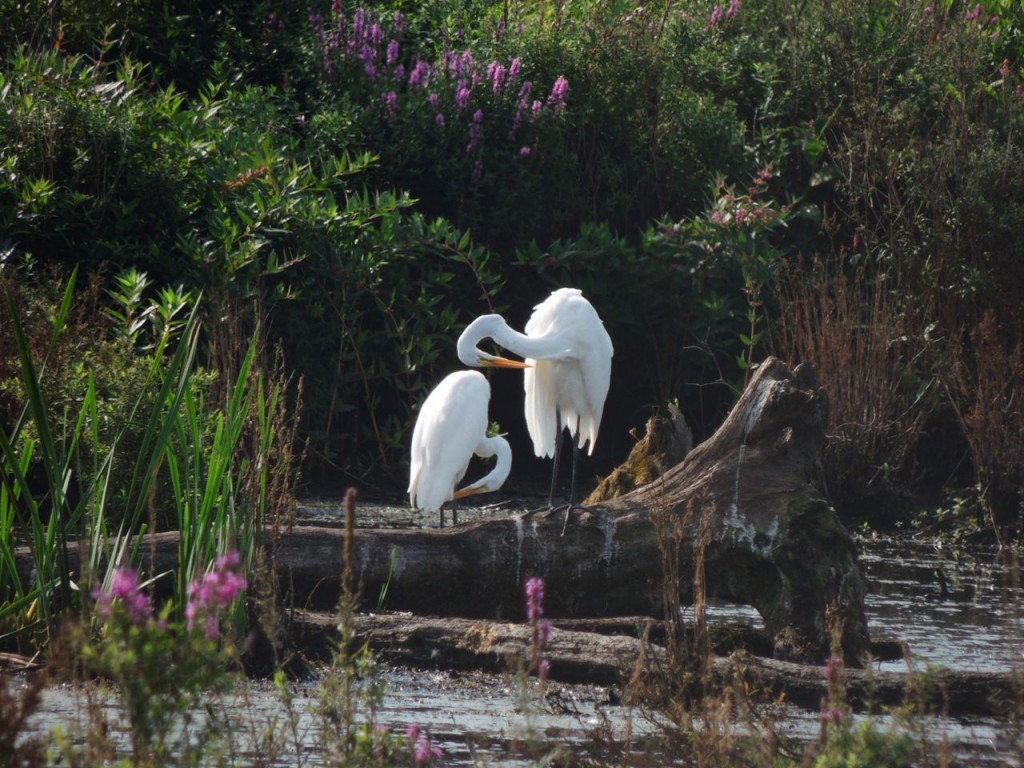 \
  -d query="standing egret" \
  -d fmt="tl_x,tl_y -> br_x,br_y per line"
457,287 -> 614,507
408,369 -> 523,527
